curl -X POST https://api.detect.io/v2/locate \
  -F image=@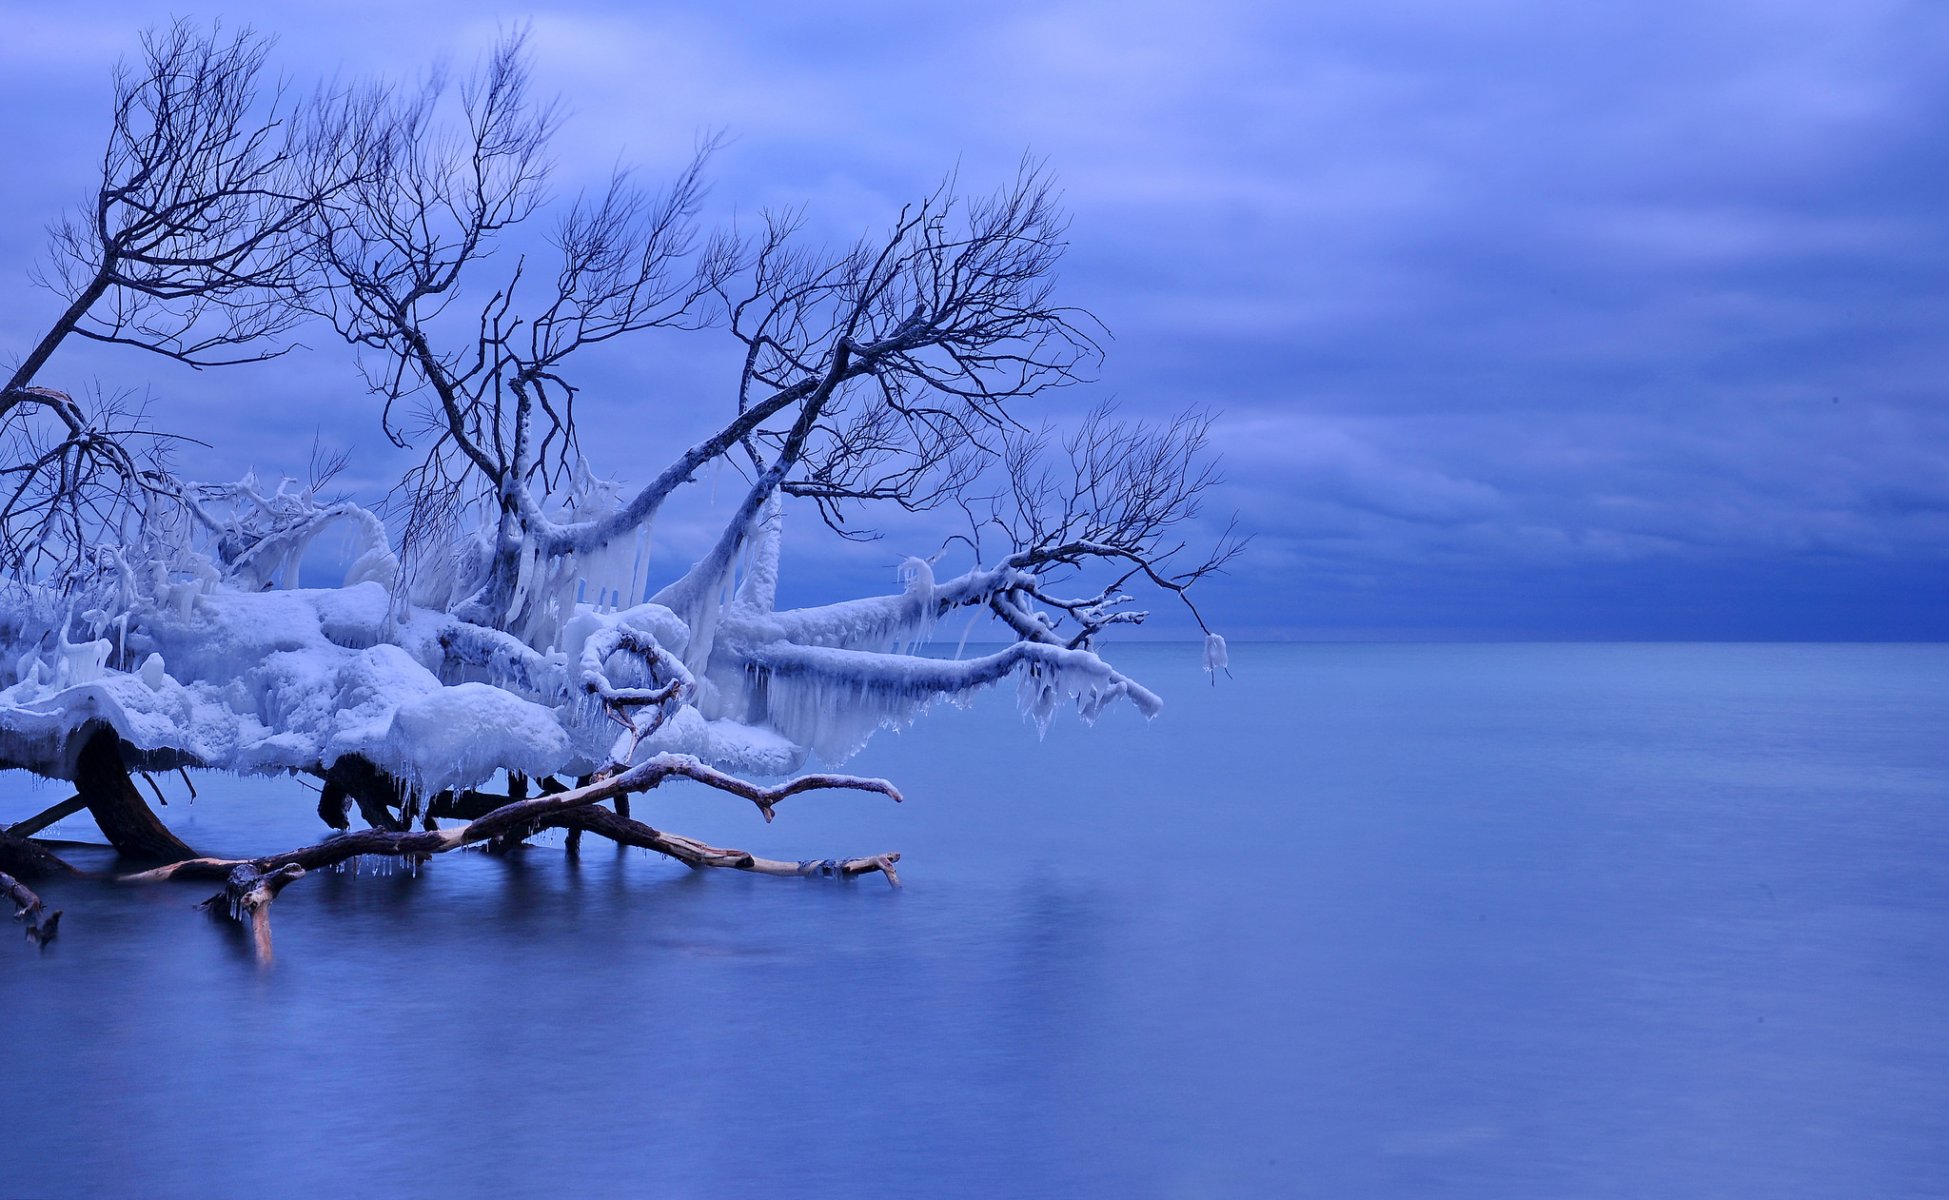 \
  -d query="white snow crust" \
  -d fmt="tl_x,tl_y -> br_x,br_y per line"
0,481 -> 1165,795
